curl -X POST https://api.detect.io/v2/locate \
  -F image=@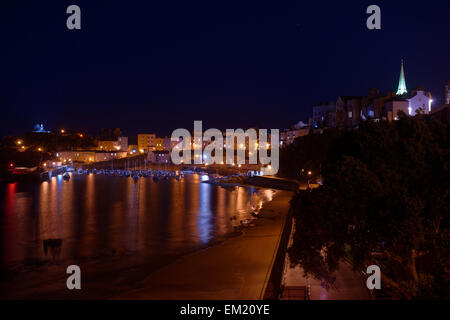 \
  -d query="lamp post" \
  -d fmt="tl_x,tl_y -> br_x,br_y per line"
300,169 -> 312,189
307,171 -> 312,189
